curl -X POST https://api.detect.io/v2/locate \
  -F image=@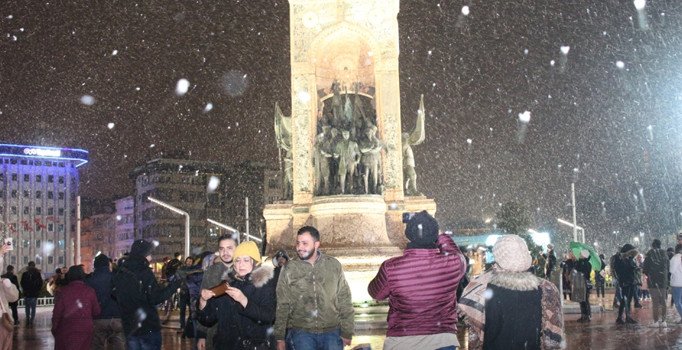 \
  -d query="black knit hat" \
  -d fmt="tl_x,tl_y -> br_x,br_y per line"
620,243 -> 636,253
130,239 -> 154,258
94,254 -> 110,268
405,210 -> 439,245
